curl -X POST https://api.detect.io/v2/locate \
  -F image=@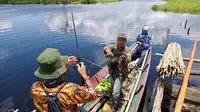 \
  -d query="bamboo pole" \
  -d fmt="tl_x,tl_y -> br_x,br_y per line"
174,37 -> 200,112
154,53 -> 200,63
